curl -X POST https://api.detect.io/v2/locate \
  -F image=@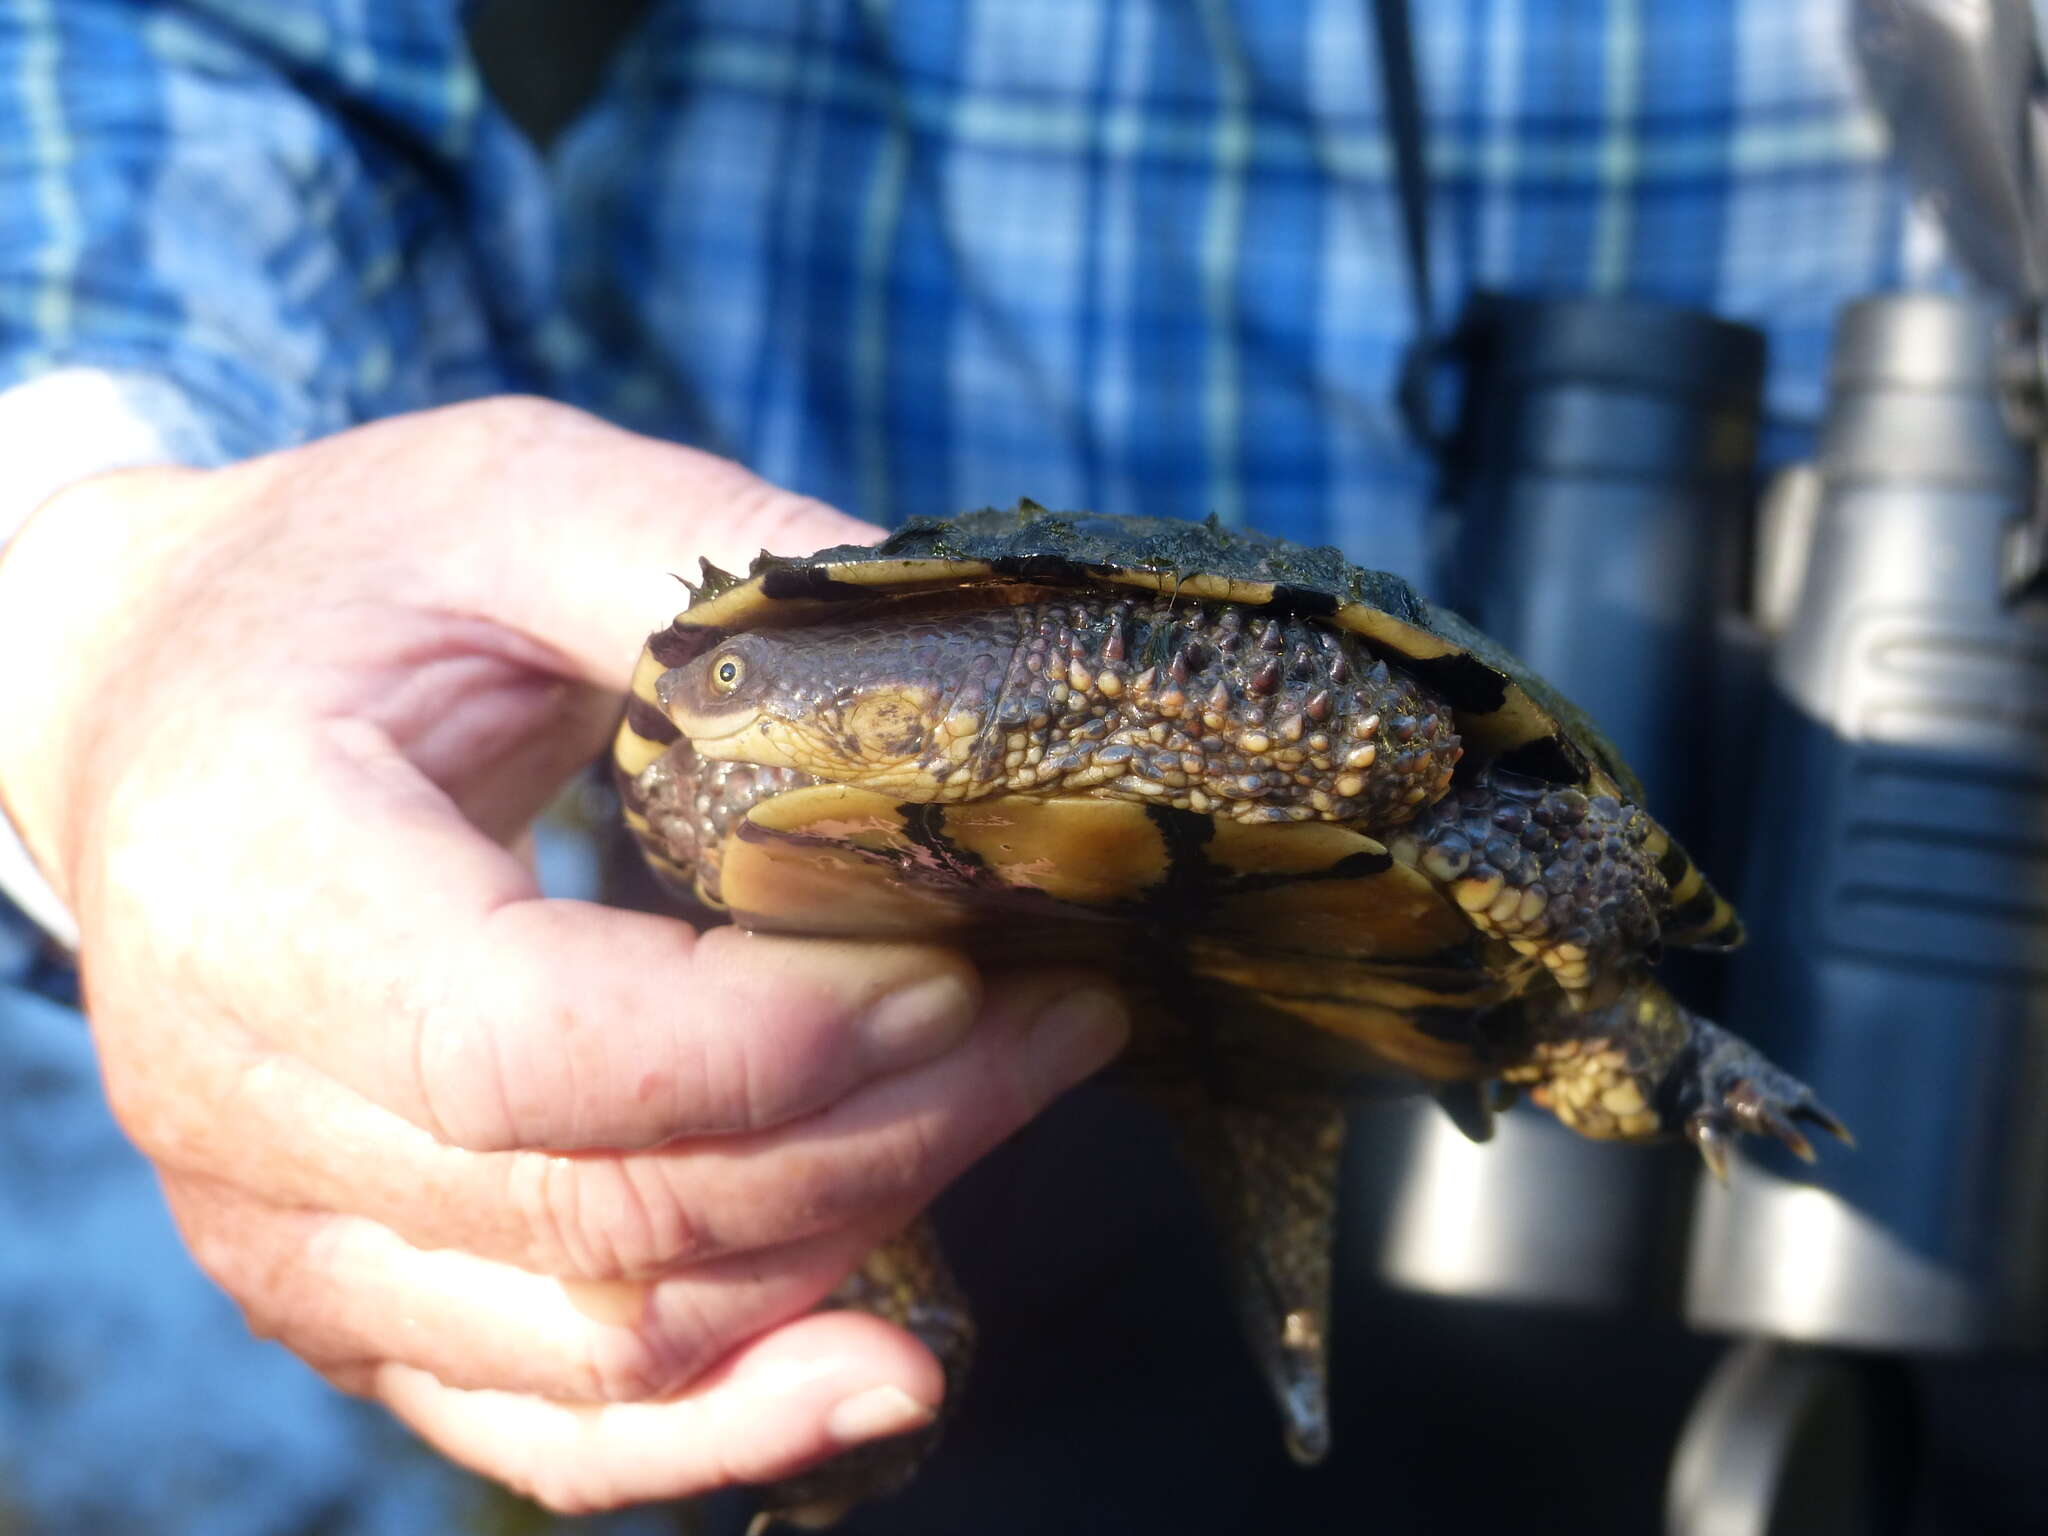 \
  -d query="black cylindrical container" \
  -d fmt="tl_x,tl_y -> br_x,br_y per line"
1361,296 -> 1767,1311
1438,294 -> 1766,837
